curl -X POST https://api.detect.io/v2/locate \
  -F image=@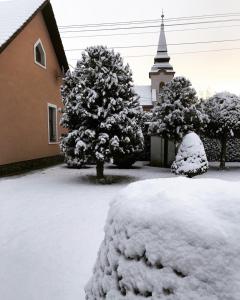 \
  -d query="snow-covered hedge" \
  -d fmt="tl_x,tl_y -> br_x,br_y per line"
172,132 -> 208,177
86,178 -> 240,300
203,137 -> 240,162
